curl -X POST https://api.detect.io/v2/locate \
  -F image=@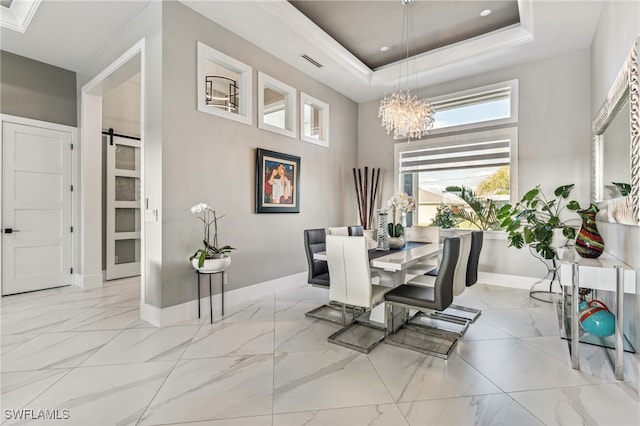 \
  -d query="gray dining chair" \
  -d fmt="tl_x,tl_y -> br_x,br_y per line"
408,232 -> 472,335
347,225 -> 364,236
383,236 -> 460,359
414,230 -> 484,324
303,228 -> 346,324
